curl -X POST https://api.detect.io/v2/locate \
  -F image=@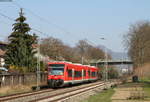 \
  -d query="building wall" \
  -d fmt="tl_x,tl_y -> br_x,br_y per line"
0,73 -> 47,87
0,58 -> 5,67
0,43 -> 7,67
